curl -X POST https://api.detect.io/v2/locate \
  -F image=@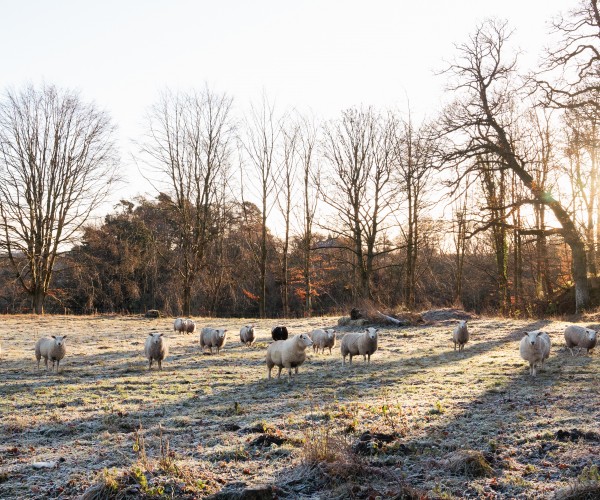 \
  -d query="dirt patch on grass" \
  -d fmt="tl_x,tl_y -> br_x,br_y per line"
0,315 -> 599,498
